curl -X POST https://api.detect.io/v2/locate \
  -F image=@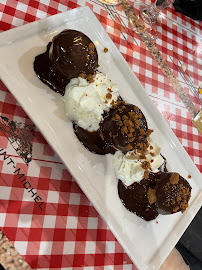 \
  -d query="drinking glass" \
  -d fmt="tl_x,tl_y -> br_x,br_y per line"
97,0 -> 175,40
